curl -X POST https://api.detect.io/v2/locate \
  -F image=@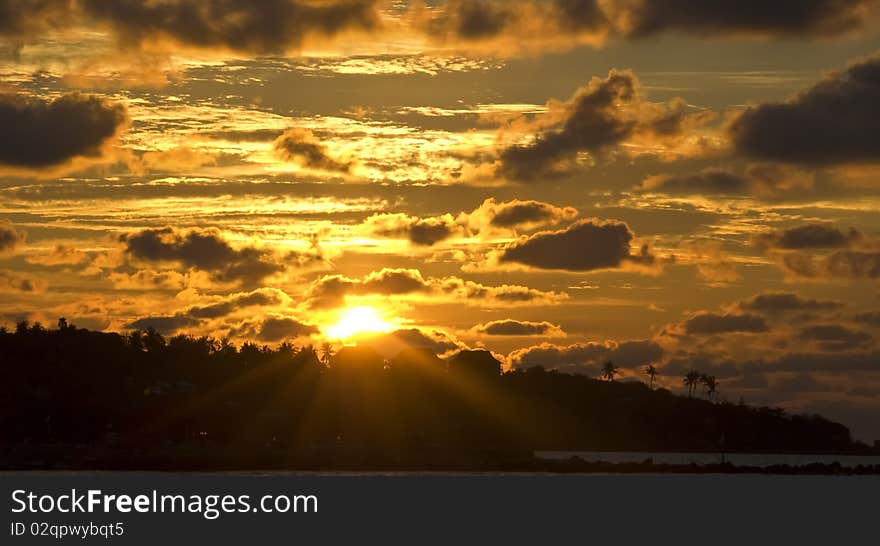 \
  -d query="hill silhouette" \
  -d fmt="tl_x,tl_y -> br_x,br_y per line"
0,320 -> 867,470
